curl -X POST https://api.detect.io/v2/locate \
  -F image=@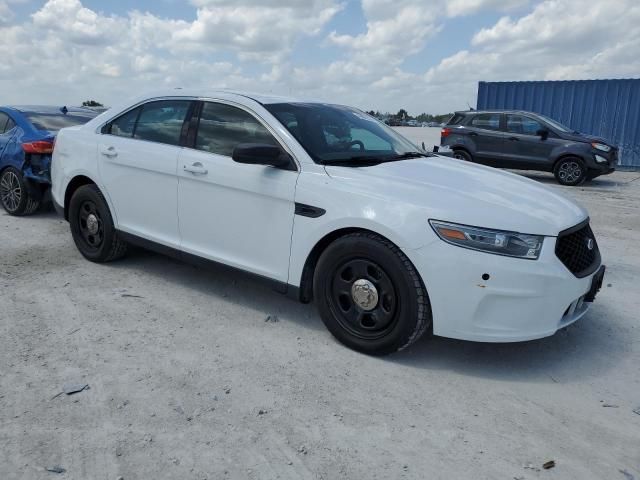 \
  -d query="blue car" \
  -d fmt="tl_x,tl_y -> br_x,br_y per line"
0,106 -> 98,215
